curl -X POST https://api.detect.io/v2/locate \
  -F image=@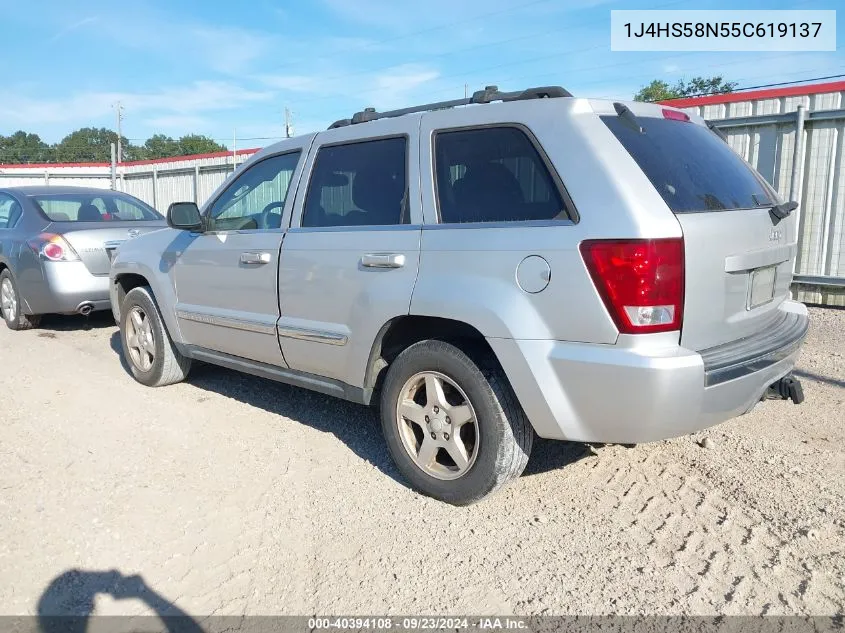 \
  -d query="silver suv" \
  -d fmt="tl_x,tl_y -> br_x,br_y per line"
110,86 -> 808,505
